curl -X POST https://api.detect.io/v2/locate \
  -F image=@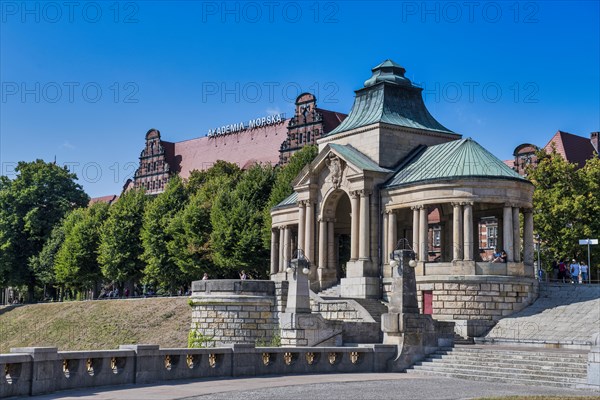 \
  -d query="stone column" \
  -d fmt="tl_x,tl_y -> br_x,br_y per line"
383,212 -> 389,263
318,218 -> 327,269
284,226 -> 291,269
327,219 -> 335,269
503,205 -> 514,262
513,207 -> 521,262
279,227 -> 285,272
523,209 -> 534,266
270,229 -> 279,275
419,205 -> 428,262
350,191 -> 360,261
463,202 -> 473,261
452,202 -> 463,261
305,201 -> 314,263
387,210 -> 397,262
297,201 -> 306,253
359,190 -> 370,260
412,206 -> 420,257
